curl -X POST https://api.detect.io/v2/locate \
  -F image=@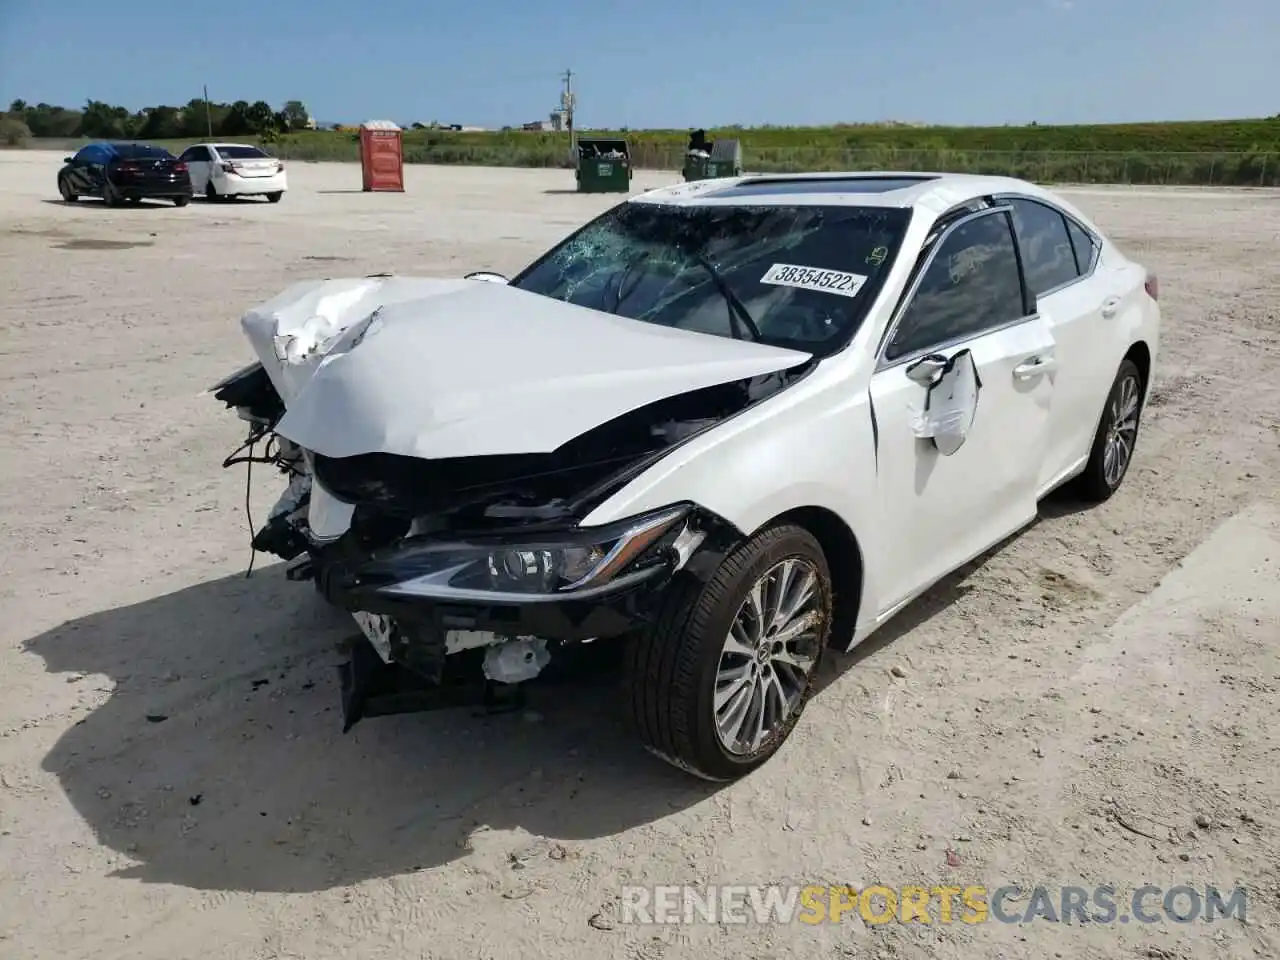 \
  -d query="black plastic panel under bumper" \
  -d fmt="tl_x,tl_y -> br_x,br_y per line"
118,187 -> 194,199
326,563 -> 675,644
